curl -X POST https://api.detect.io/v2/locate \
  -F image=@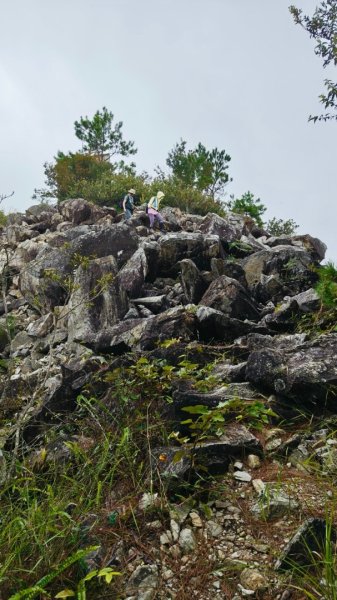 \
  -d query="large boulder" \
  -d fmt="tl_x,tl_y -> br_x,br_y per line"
156,232 -> 221,276
117,241 -> 159,298
196,306 -> 267,342
242,245 -> 317,302
199,212 -> 244,243
67,255 -> 128,344
179,259 -> 208,303
245,332 -> 337,405
58,198 -> 109,225
199,275 -> 260,321
93,305 -> 198,353
19,224 -> 139,309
